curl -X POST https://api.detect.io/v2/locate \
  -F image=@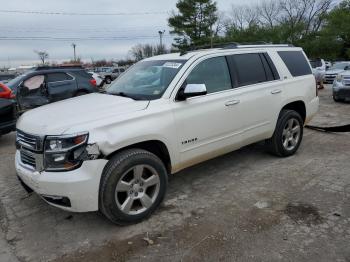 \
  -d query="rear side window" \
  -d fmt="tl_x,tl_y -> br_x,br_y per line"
72,70 -> 93,79
186,56 -> 232,94
46,73 -> 73,83
278,51 -> 312,77
228,53 -> 267,86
